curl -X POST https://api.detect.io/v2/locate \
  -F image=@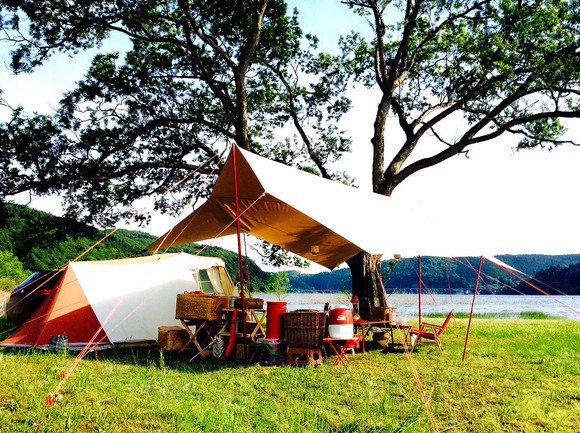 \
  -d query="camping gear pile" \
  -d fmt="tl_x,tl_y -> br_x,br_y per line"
2,145 -> 457,366
159,294 -> 368,367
